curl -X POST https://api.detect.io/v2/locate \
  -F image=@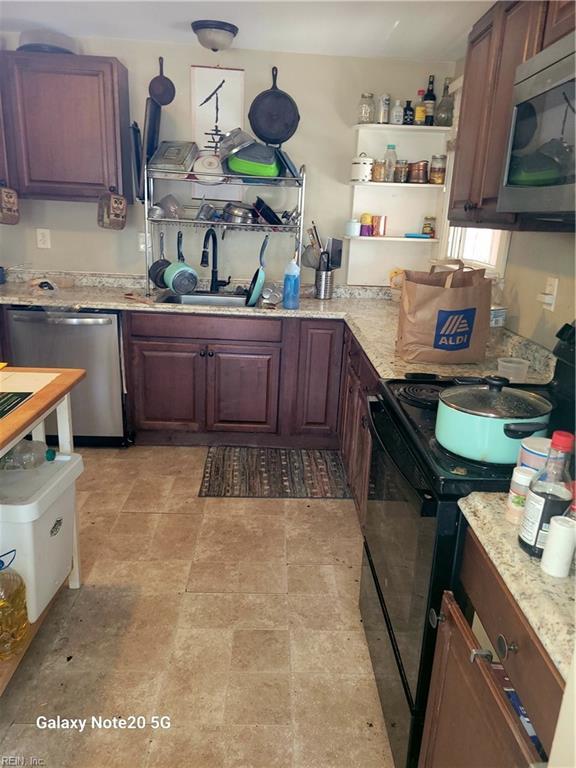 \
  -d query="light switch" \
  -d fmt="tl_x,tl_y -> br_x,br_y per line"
537,276 -> 559,312
36,229 -> 51,249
